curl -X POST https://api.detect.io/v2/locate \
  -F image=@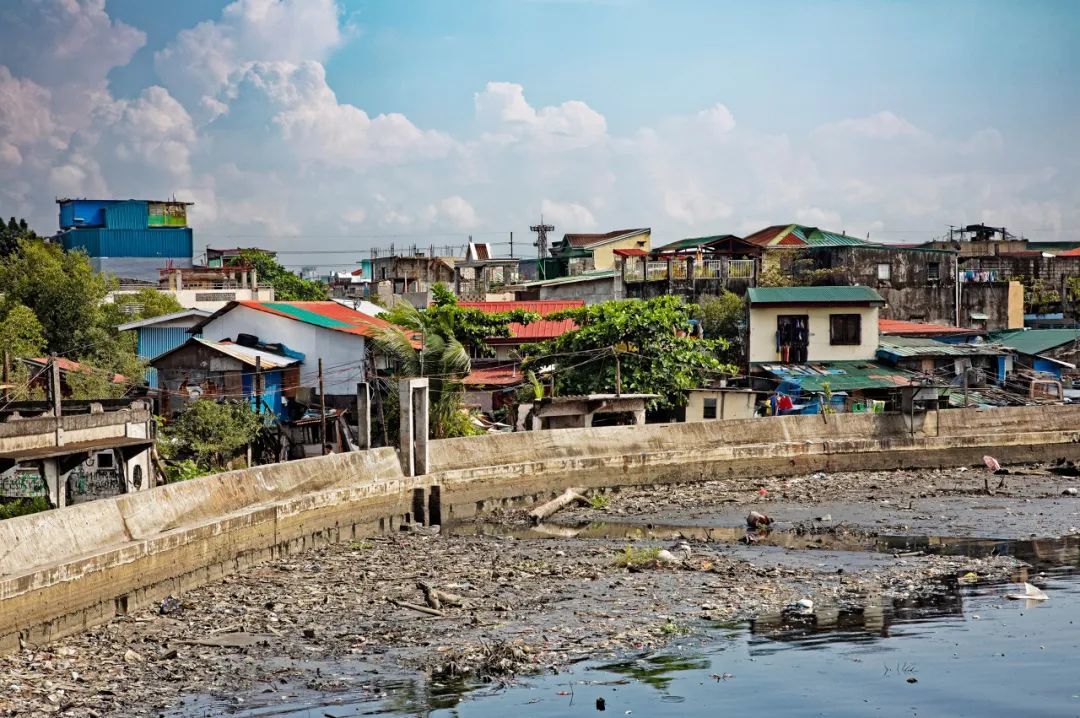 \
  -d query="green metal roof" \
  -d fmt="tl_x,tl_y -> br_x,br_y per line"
757,361 -> 918,392
747,285 -> 885,305
800,228 -> 873,247
991,329 -> 1080,356
511,270 -> 617,288
653,234 -> 738,253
